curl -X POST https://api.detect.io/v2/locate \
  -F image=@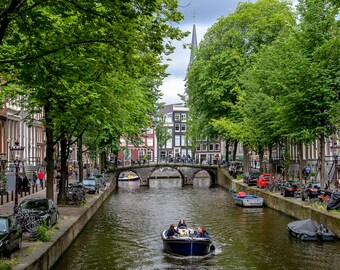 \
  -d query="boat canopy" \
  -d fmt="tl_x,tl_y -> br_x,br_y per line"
287,219 -> 317,235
